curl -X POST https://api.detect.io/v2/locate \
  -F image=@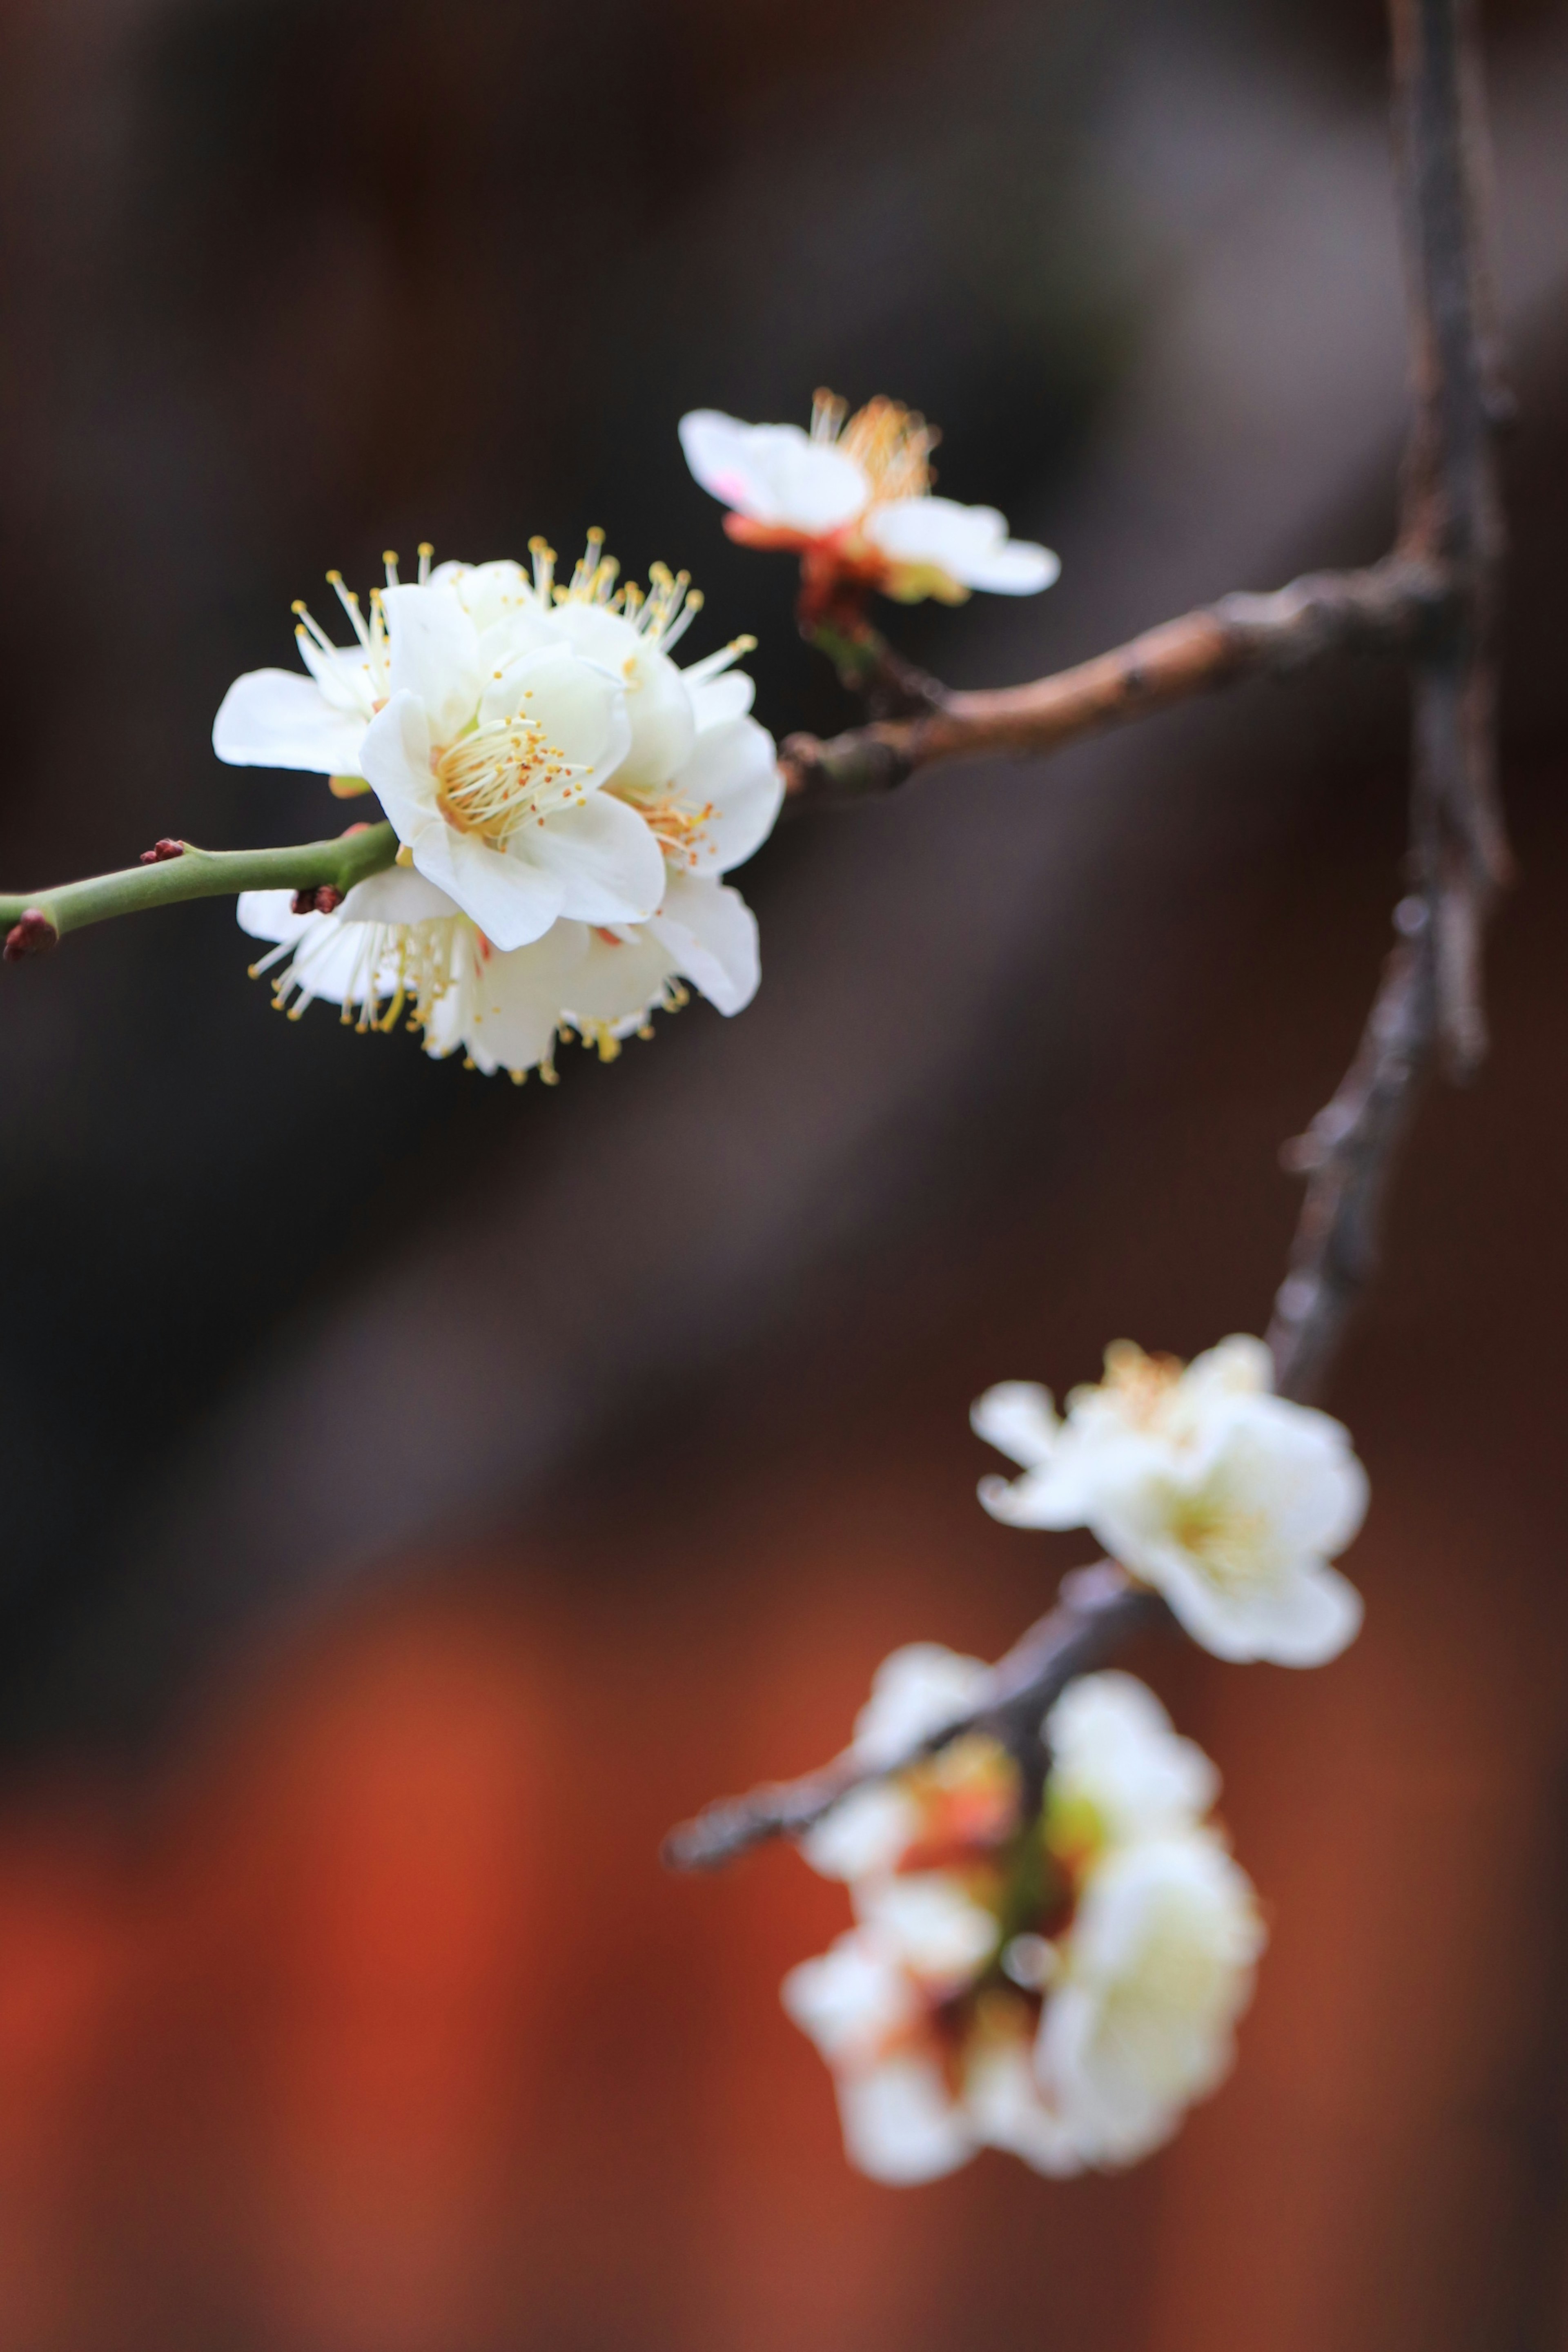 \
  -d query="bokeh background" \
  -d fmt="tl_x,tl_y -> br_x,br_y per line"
0,0 -> 1566,2344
